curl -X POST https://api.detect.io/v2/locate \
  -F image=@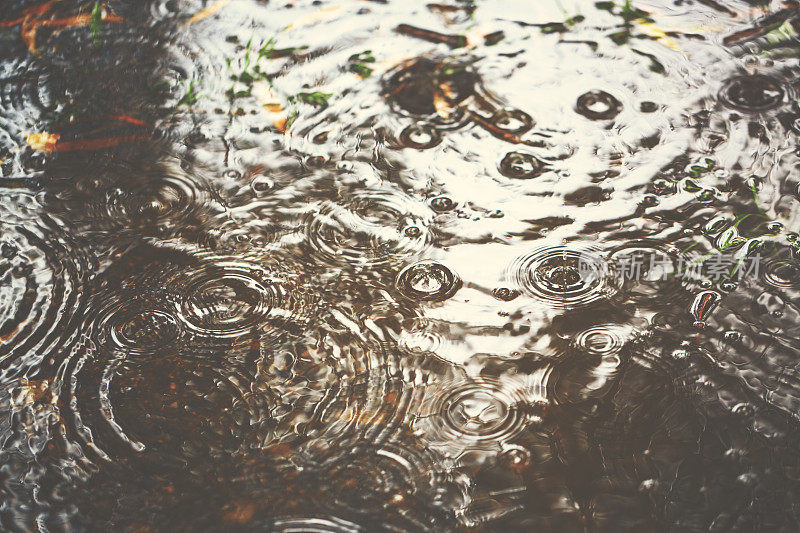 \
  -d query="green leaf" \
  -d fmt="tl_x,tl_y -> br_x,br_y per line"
90,1 -> 102,43
177,80 -> 200,107
290,91 -> 333,107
